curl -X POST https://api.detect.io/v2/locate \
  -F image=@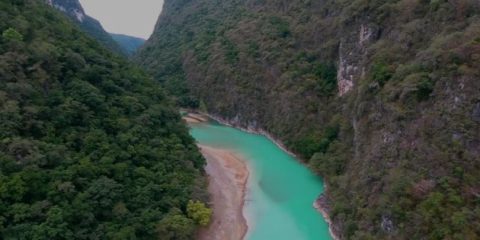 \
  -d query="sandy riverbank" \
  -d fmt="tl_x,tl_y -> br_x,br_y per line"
197,145 -> 249,240
189,112 -> 337,240
183,113 -> 209,123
